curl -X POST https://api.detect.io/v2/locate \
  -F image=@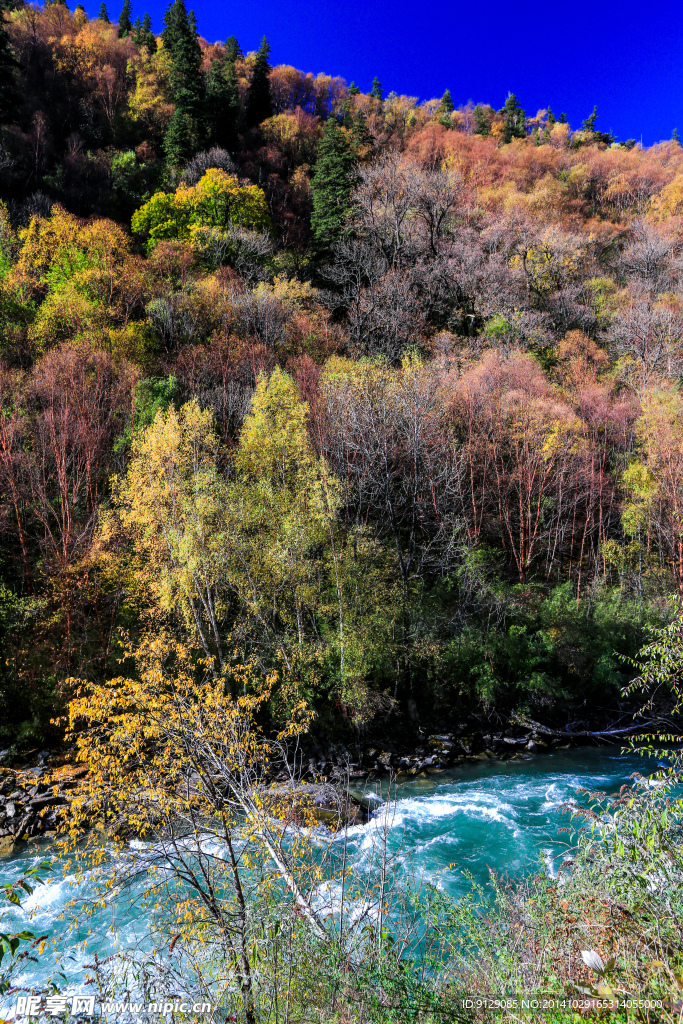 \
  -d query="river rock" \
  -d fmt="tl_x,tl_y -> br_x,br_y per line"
409,777 -> 435,789
259,782 -> 366,829
13,812 -> 32,840
30,794 -> 66,811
